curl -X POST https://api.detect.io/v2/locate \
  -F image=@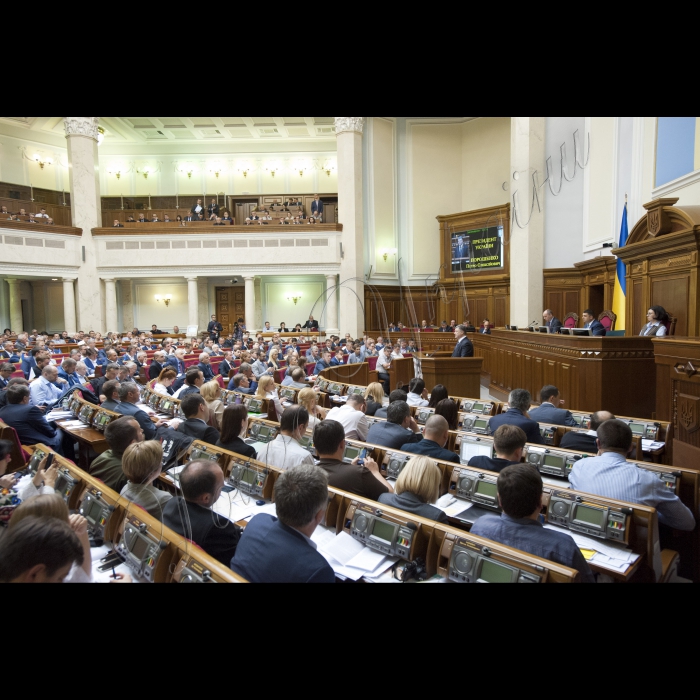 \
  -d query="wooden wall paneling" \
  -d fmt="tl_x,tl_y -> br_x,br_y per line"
494,296 -> 507,327
216,287 -> 245,335
651,275 -> 689,337
564,291 -> 580,317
